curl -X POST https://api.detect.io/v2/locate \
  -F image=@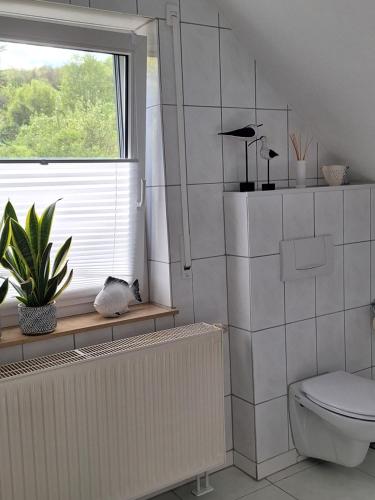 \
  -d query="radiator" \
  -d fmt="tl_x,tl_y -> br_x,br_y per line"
0,323 -> 225,500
